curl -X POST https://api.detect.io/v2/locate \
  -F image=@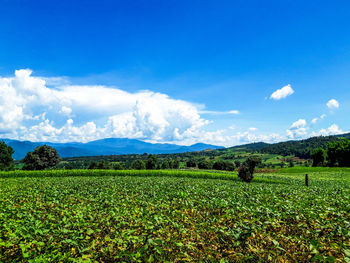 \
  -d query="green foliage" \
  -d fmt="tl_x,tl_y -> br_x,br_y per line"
113,162 -> 123,170
131,160 -> 146,170
0,169 -> 350,262
260,134 -> 350,158
212,160 -> 235,171
198,159 -> 211,169
238,157 -> 261,182
0,141 -> 14,171
88,160 -> 112,169
22,145 -> 61,170
186,159 -> 196,168
327,139 -> 350,167
161,160 -> 170,169
146,154 -> 157,170
311,148 -> 326,167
